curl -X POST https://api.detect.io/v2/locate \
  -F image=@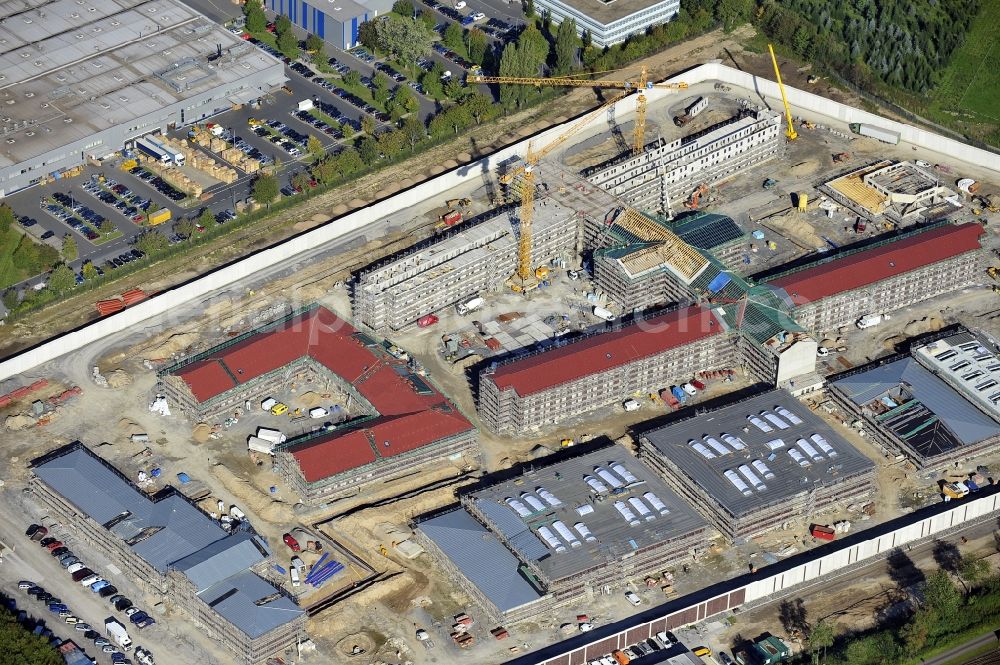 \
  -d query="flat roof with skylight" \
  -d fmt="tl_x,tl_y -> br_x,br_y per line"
641,389 -> 875,521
